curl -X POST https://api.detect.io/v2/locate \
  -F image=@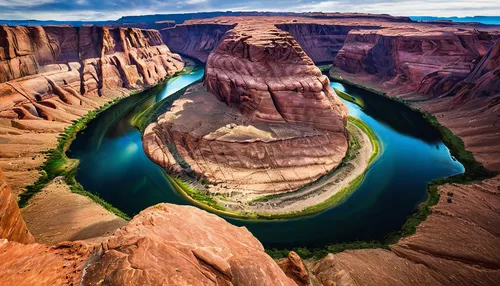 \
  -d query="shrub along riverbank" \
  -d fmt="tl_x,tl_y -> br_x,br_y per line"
263,73 -> 498,260
16,69 -> 197,220
162,117 -> 379,220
